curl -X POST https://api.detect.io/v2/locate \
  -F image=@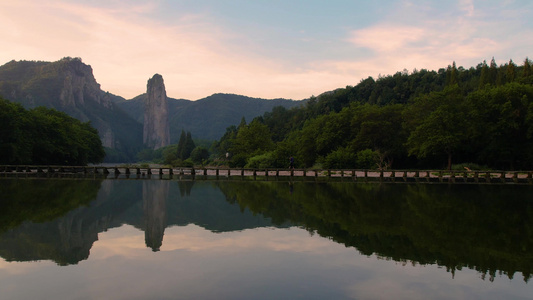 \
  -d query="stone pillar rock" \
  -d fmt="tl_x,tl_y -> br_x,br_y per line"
143,74 -> 170,149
